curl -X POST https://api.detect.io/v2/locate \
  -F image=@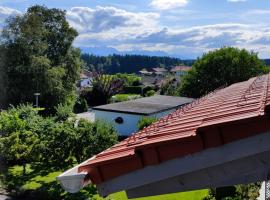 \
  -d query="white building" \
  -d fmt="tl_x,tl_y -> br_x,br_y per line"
93,95 -> 194,136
